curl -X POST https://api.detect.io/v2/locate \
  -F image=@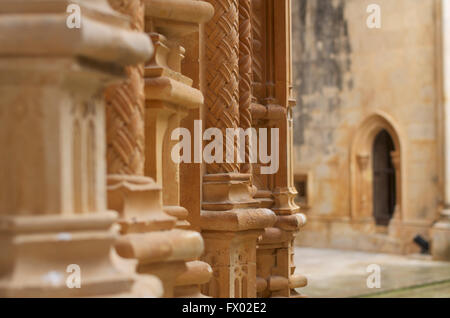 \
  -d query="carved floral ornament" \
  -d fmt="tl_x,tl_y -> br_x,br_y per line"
357,153 -> 370,171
